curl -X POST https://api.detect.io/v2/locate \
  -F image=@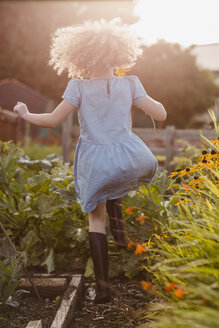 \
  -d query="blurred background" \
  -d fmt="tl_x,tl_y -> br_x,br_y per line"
0,0 -> 219,161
